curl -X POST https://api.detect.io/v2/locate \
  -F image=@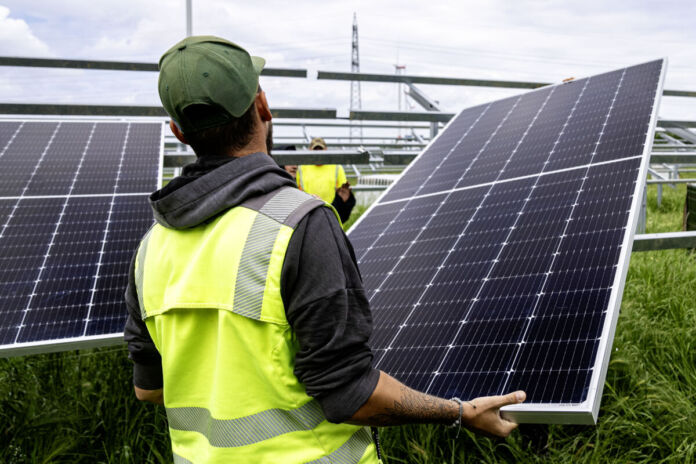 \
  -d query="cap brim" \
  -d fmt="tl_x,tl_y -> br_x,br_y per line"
251,56 -> 265,75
